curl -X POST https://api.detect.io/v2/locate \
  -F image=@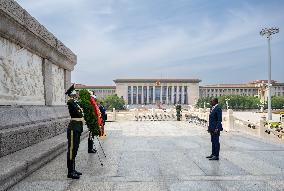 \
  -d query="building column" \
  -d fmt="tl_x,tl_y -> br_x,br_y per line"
142,86 -> 144,104
177,86 -> 180,104
186,86 -> 188,104
43,59 -> 53,106
181,86 -> 184,104
160,86 -> 162,104
171,85 -> 175,104
136,86 -> 138,104
147,86 -> 149,104
166,86 -> 169,104
153,85 -> 155,104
